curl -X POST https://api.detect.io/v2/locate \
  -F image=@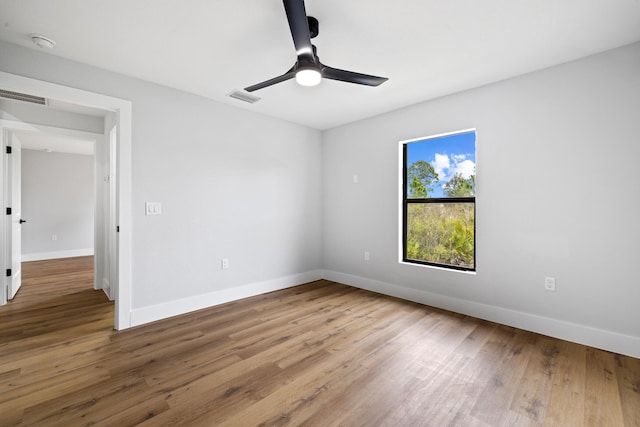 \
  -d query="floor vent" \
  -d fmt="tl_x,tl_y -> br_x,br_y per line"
227,89 -> 261,104
0,89 -> 47,105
